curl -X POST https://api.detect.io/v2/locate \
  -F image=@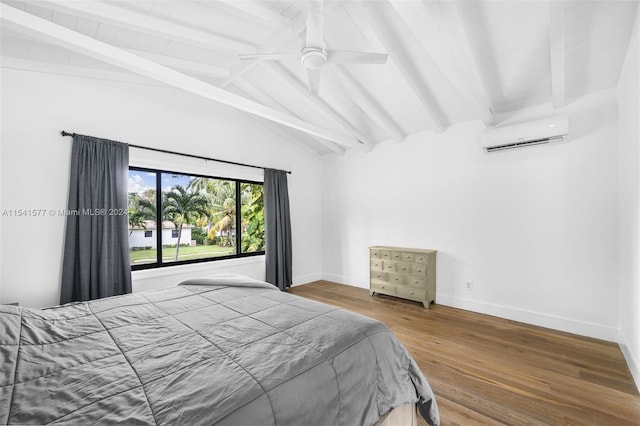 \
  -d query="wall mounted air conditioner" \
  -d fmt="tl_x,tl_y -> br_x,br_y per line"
480,115 -> 569,152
